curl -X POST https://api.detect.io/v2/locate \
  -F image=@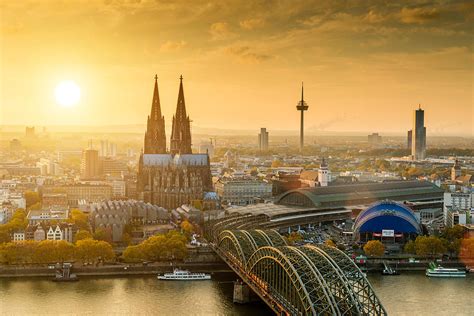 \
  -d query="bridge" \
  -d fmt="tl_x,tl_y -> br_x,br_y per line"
208,226 -> 387,315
